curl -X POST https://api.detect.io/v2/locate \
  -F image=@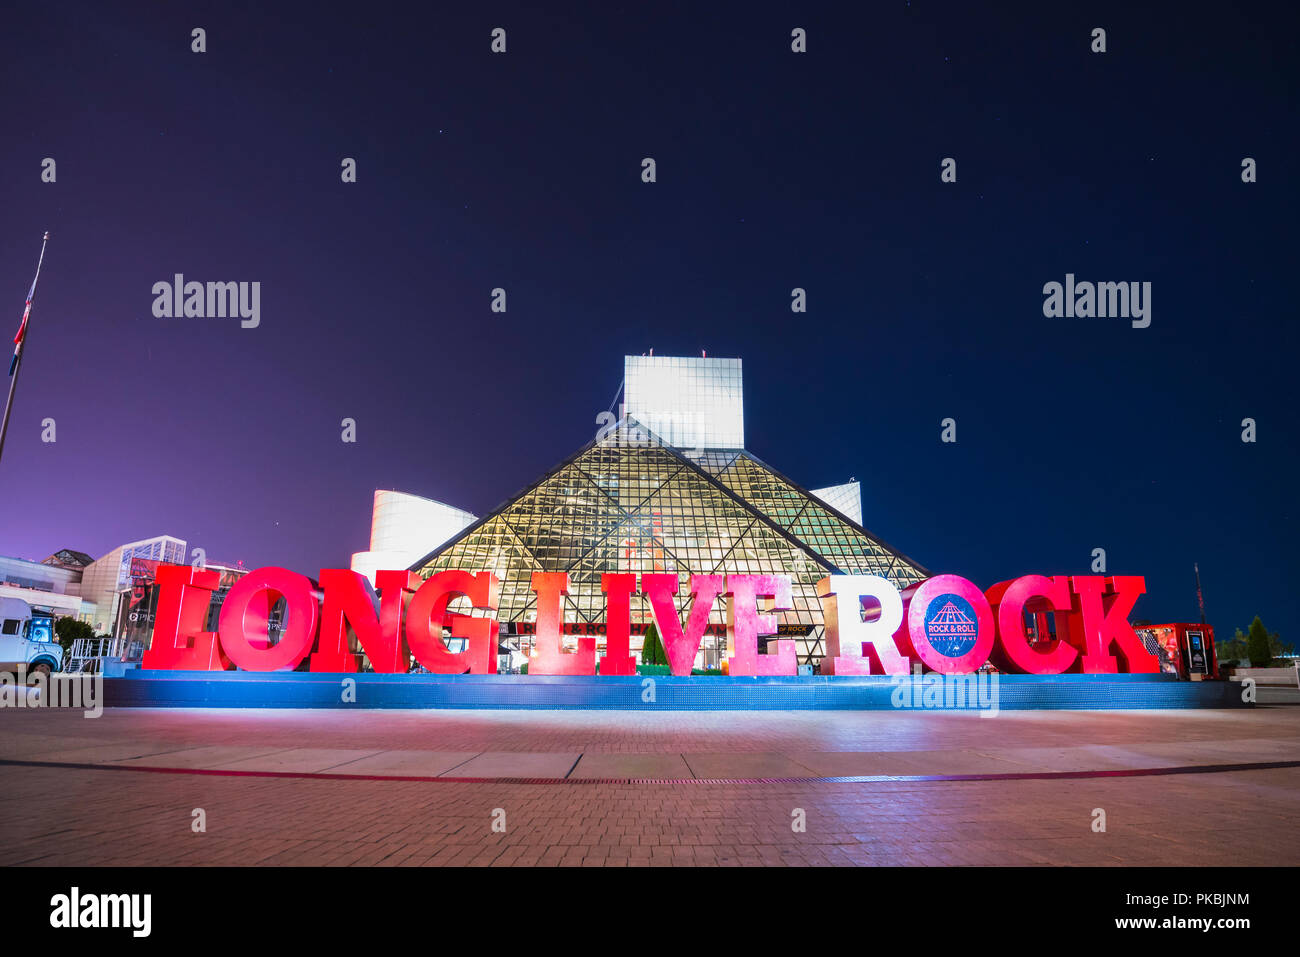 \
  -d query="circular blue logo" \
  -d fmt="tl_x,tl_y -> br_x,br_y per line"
923,593 -> 978,658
